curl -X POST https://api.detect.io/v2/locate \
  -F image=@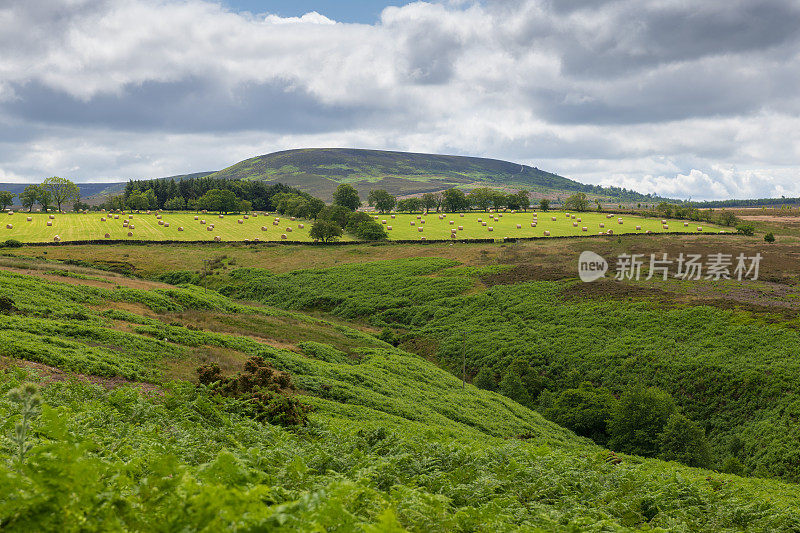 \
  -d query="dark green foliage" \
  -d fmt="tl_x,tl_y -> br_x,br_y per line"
764,232 -> 775,243
539,198 -> 550,211
608,386 -> 676,457
563,192 -> 589,212
197,356 -> 310,426
0,191 -> 14,211
377,328 -> 399,347
344,211 -> 374,233
332,183 -> 361,210
548,382 -> 617,445
368,189 -> 396,213
272,192 -> 324,219
353,221 -> 387,241
0,296 -> 18,314
396,198 -> 423,212
156,270 -> 201,286
473,366 -> 496,391
1,239 -> 22,248
197,188 -> 239,213
317,204 -> 351,227
442,188 -> 469,212
163,196 -> 186,210
499,368 -> 529,406
659,413 -> 712,468
309,219 -> 343,242
736,223 -> 755,236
